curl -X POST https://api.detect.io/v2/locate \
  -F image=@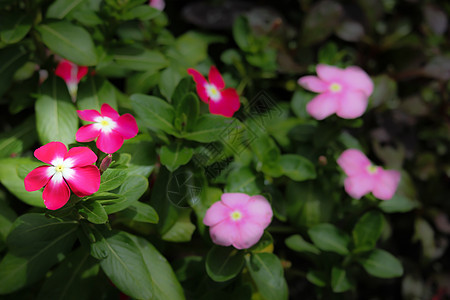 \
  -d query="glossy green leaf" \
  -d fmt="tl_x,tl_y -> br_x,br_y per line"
174,92 -> 200,132
0,116 -> 37,158
279,154 -> 316,181
0,13 -> 32,44
232,16 -> 254,52
358,249 -> 404,278
161,210 -> 196,242
113,47 -> 167,72
46,0 -> 86,19
78,200 -> 108,224
331,266 -> 354,293
130,94 -> 176,134
352,210 -> 384,253
285,234 -> 320,255
205,246 -> 245,282
120,201 -> 159,224
183,114 -> 231,143
97,168 -> 127,193
225,167 -> 261,195
77,77 -> 117,112
308,223 -> 350,255
126,5 -> 161,20
160,143 -> 194,172
159,67 -> 182,101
